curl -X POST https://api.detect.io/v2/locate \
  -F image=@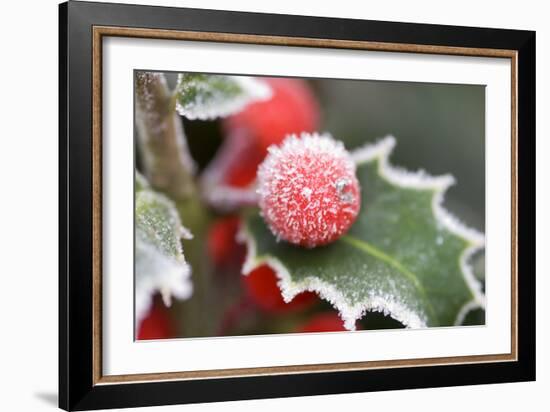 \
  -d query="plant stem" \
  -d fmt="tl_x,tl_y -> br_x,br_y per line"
175,196 -> 216,337
135,72 -> 196,200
